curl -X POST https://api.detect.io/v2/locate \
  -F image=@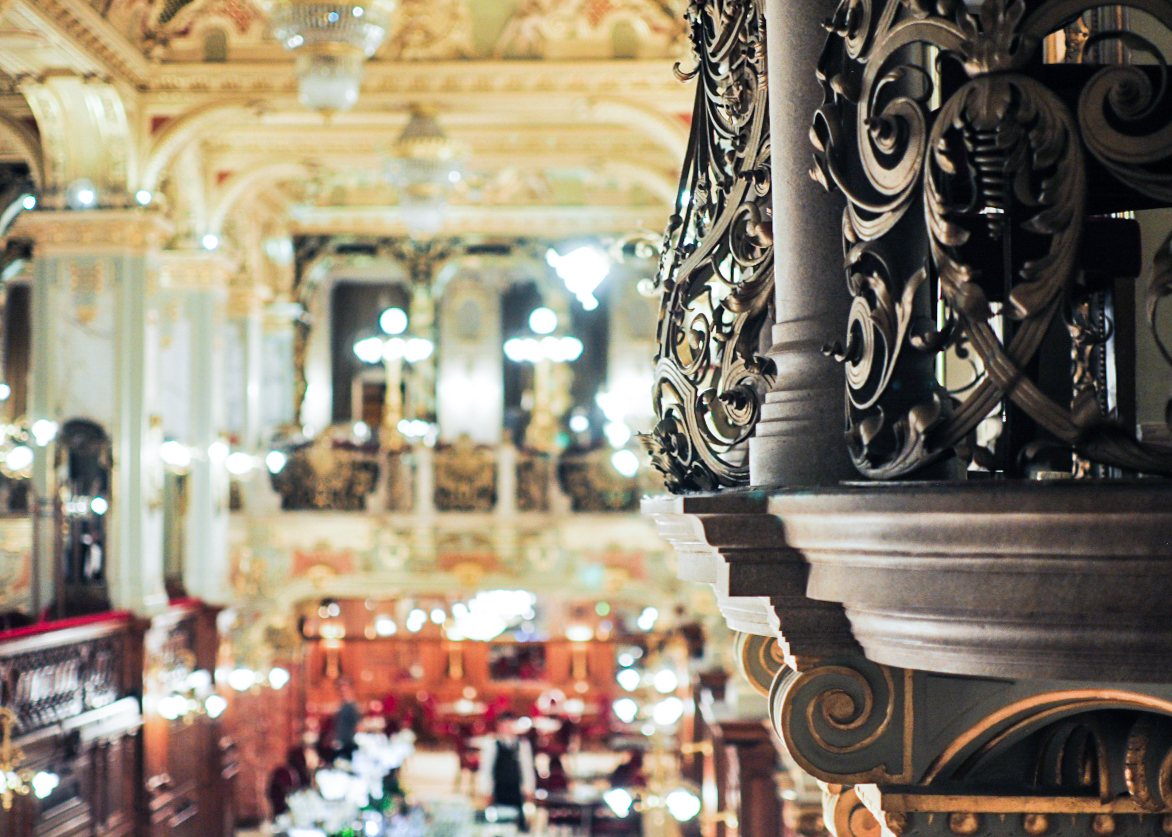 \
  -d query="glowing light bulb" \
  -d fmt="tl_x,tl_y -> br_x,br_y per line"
379,307 -> 408,335
265,450 -> 288,474
529,307 -> 558,335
